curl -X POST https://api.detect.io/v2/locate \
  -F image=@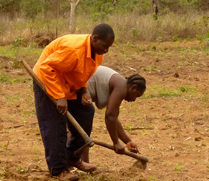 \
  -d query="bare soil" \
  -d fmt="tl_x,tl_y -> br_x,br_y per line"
0,41 -> 209,181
